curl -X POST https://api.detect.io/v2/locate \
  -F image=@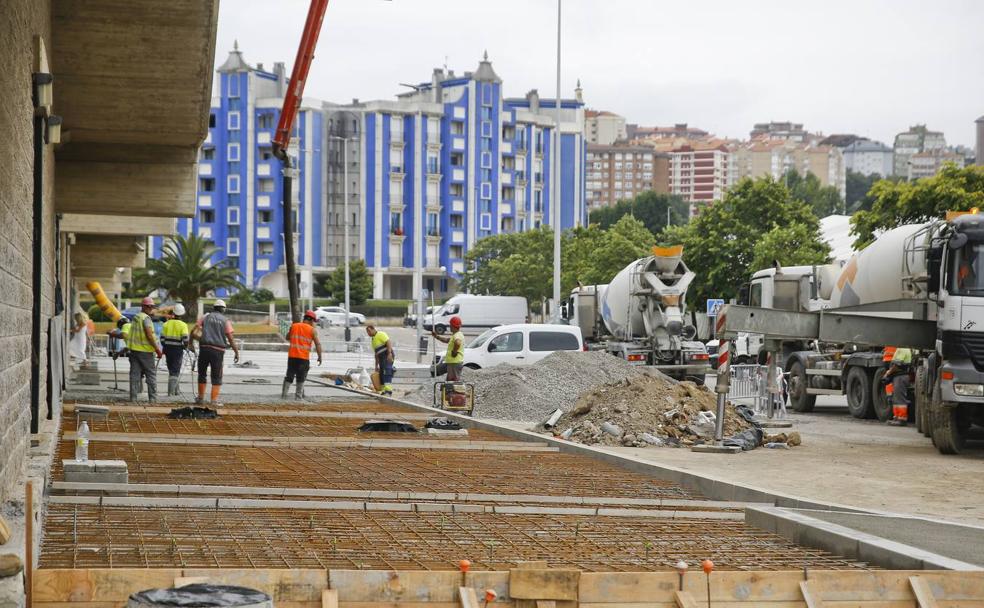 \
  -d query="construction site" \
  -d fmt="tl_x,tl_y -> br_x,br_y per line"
3,1 -> 984,608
